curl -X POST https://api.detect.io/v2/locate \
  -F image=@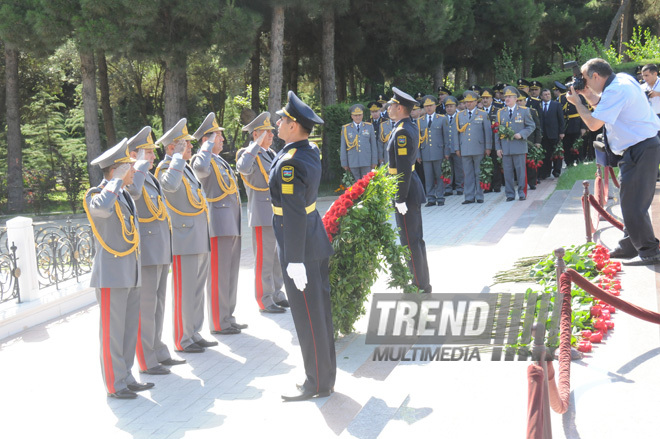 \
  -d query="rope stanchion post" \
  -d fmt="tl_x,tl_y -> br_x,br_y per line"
582,181 -> 593,243
546,248 -> 565,352
596,165 -> 605,208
